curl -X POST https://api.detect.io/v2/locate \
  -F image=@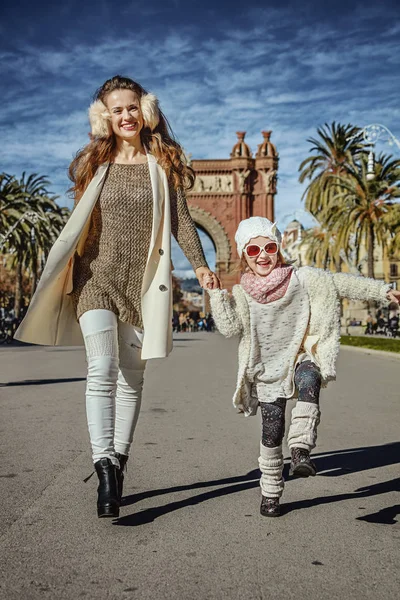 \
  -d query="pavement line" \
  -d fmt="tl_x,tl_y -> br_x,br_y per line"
340,345 -> 400,360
